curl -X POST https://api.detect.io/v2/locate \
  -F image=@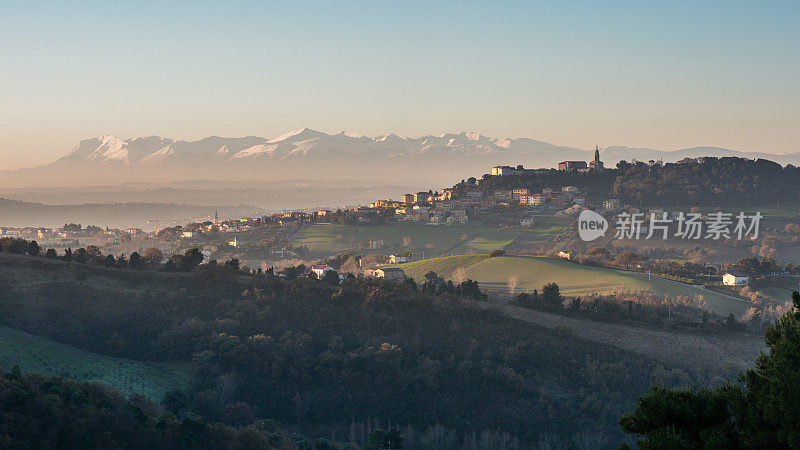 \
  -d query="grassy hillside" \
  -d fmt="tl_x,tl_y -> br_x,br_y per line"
0,326 -> 189,401
395,254 -> 749,317
389,254 -> 490,279
289,218 -> 571,255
